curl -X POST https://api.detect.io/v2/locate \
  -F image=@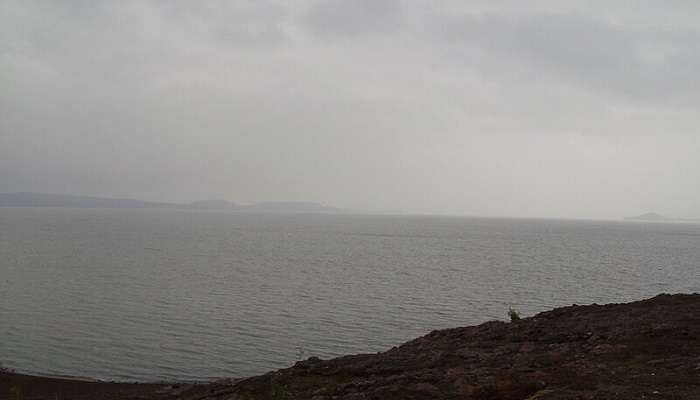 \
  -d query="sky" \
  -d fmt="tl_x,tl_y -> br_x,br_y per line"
1,1 -> 699,219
